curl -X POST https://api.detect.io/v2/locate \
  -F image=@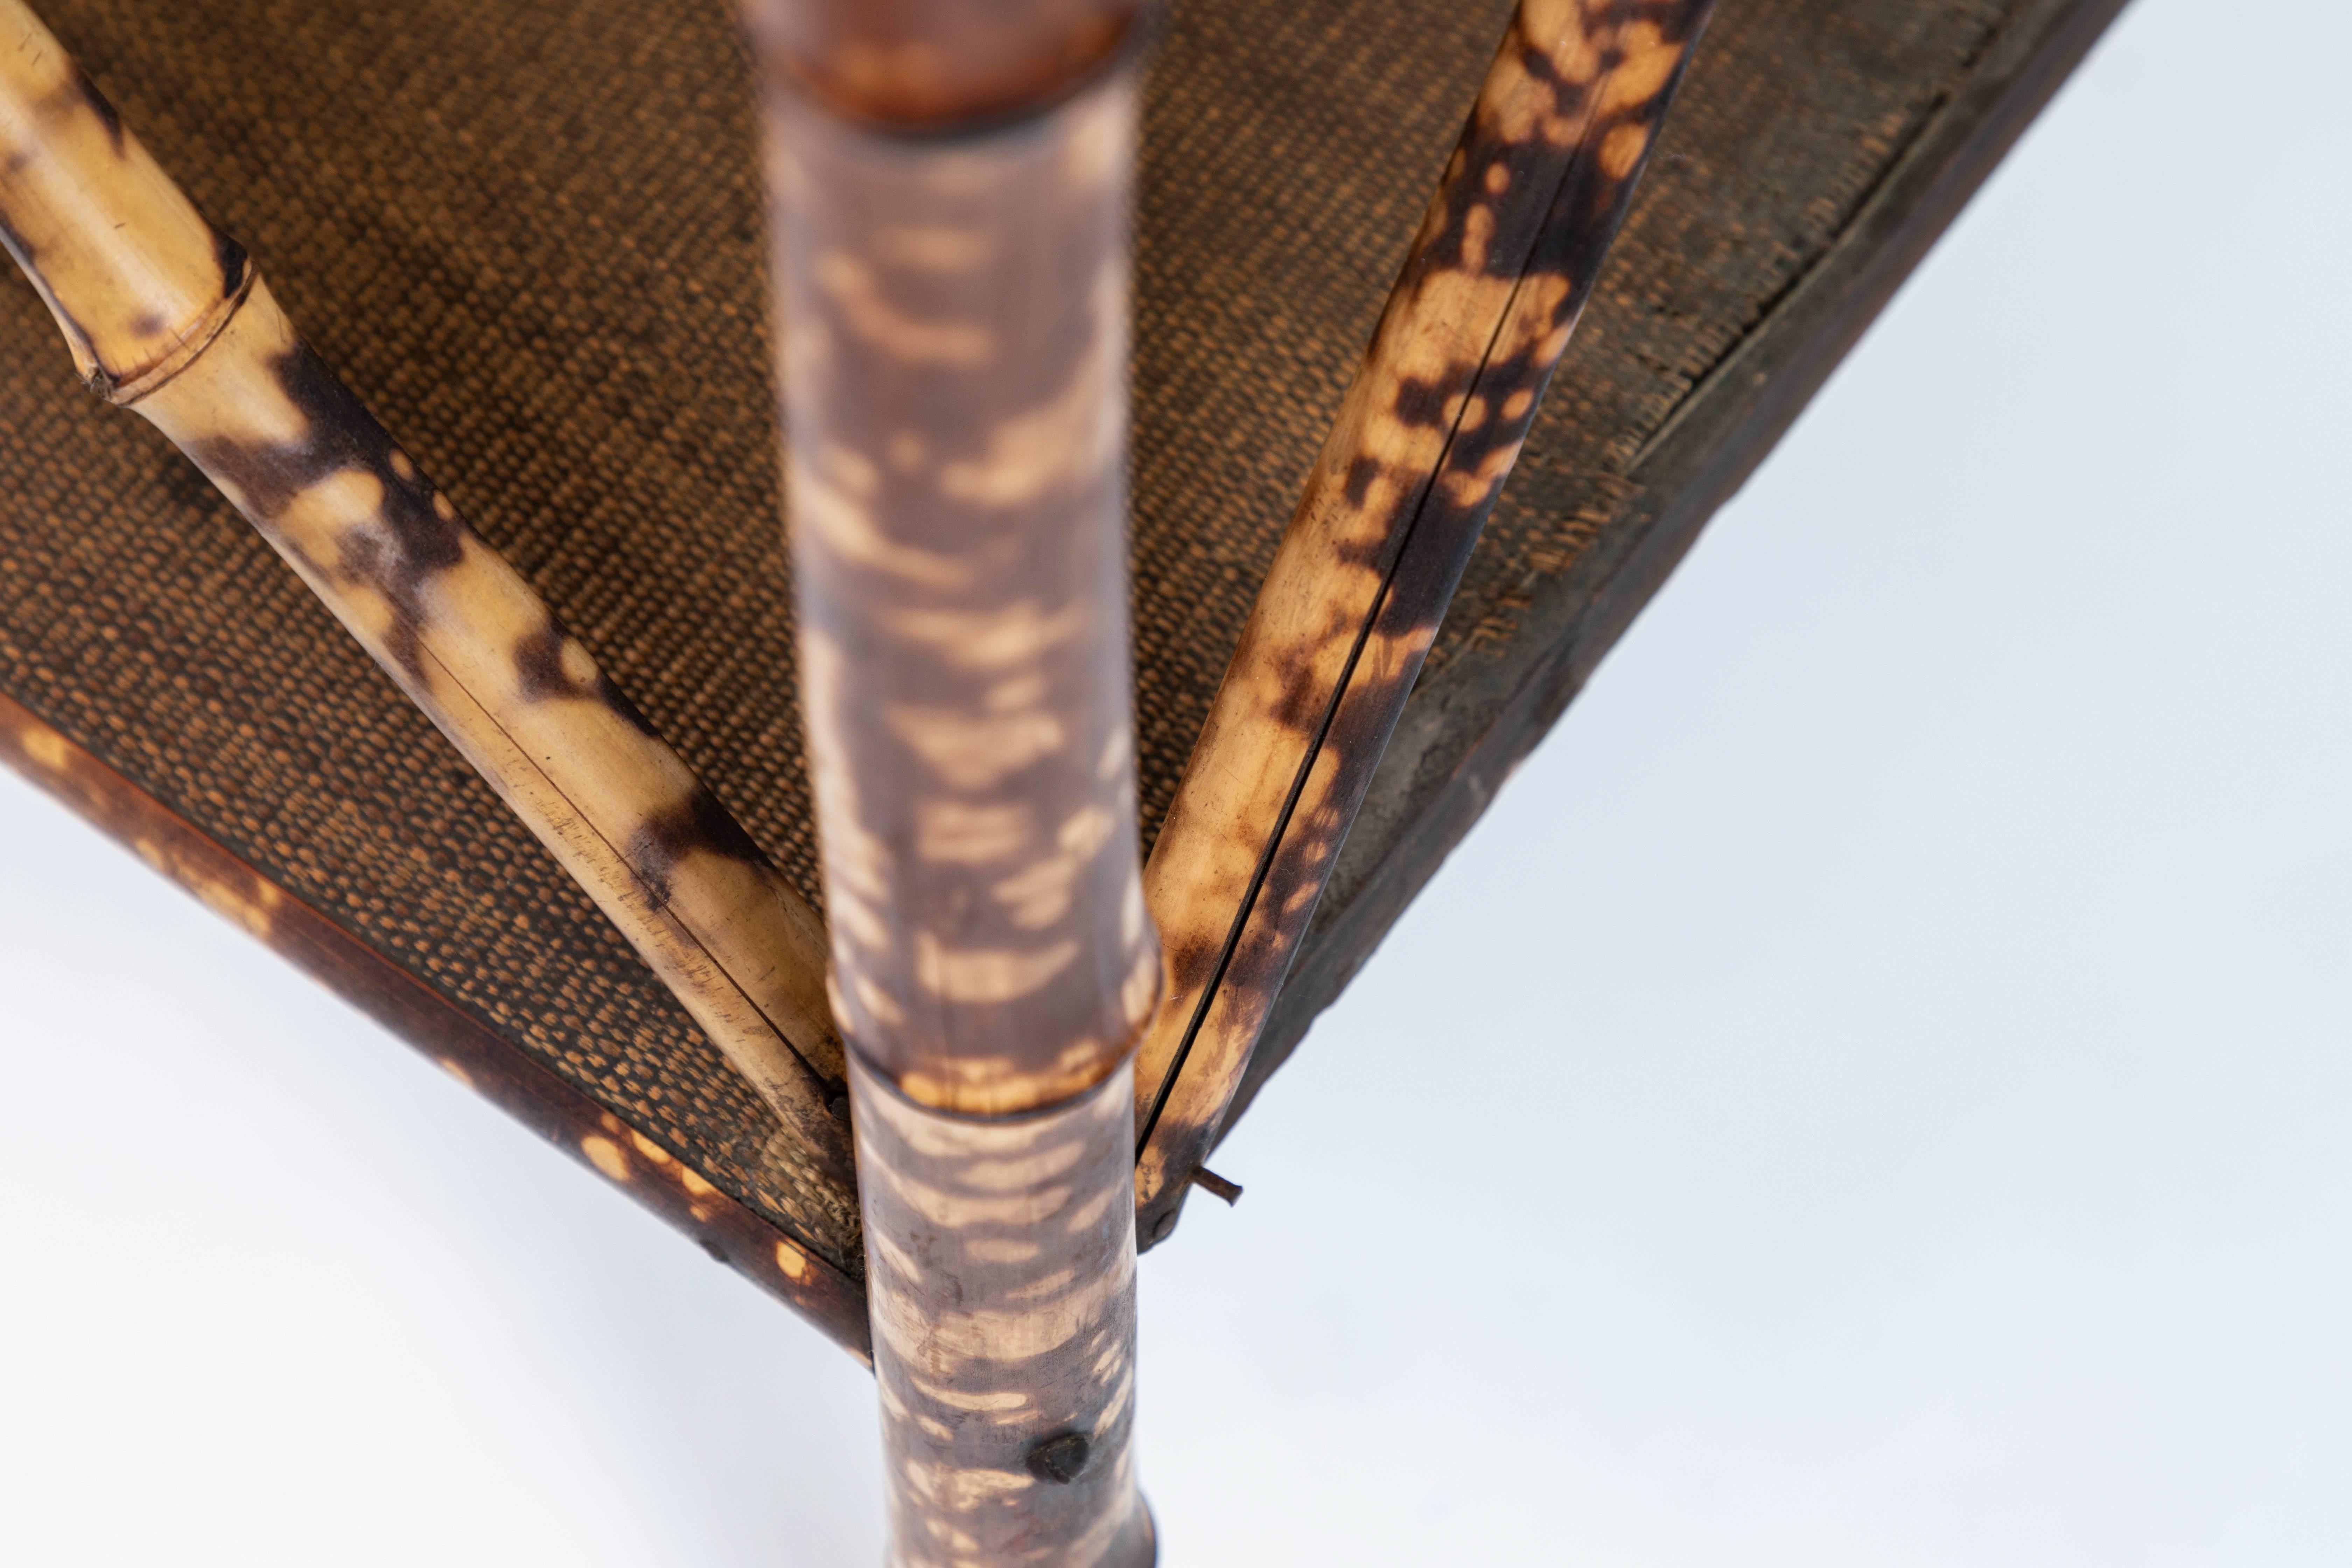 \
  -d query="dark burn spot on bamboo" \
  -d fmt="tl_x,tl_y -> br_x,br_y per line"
68,69 -> 123,152
595,674 -> 664,738
512,621 -> 577,702
1265,643 -> 1325,732
1163,932 -> 1219,993
190,342 -> 462,682
1392,376 -> 1456,429
1415,115 -> 1582,281
514,618 -> 666,738
1328,528 -> 1391,573
626,785 -> 776,909
1413,0 -> 1703,289
214,232 -> 248,299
